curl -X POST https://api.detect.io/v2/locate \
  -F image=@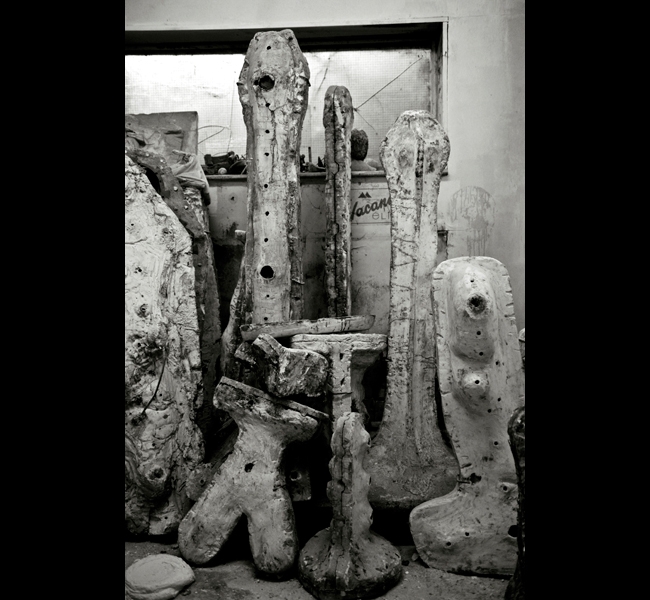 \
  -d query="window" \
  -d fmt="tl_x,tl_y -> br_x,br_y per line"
125,23 -> 445,167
